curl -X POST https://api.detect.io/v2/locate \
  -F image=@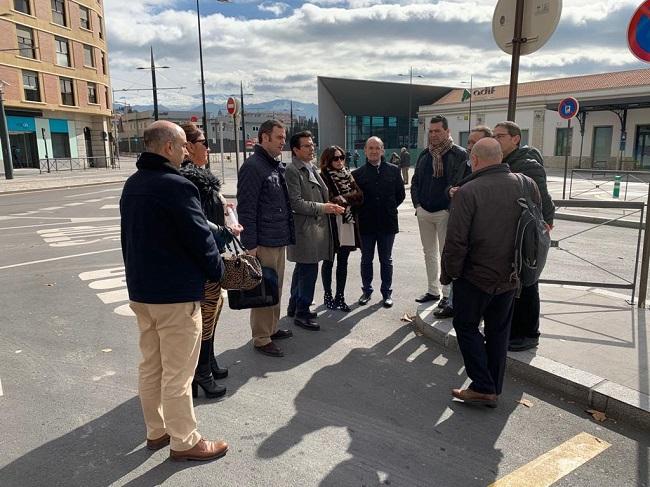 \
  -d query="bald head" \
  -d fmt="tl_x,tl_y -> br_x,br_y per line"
364,136 -> 385,165
143,121 -> 187,167
470,137 -> 503,172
